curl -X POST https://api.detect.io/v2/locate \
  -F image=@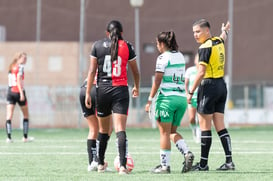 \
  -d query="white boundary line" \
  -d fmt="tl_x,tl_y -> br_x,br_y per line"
1,151 -> 273,155
2,139 -> 273,144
